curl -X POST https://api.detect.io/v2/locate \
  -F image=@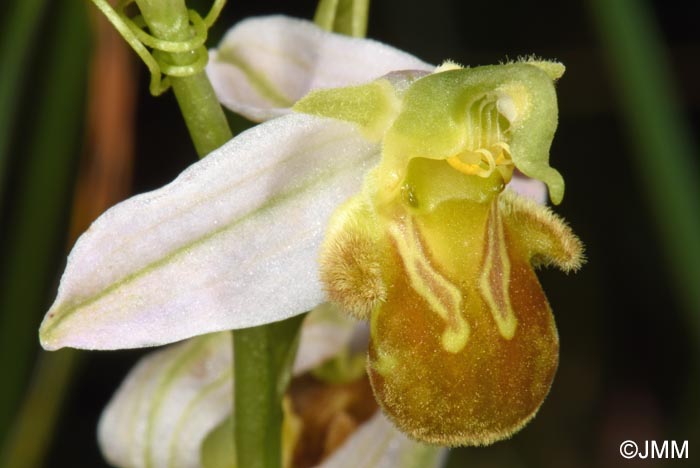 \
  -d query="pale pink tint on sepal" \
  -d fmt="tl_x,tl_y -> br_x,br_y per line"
40,115 -> 380,351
